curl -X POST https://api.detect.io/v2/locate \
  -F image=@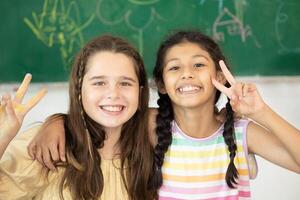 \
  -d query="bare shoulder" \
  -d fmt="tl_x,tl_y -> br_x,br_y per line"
246,121 -> 281,155
246,121 -> 266,153
148,108 -> 158,146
